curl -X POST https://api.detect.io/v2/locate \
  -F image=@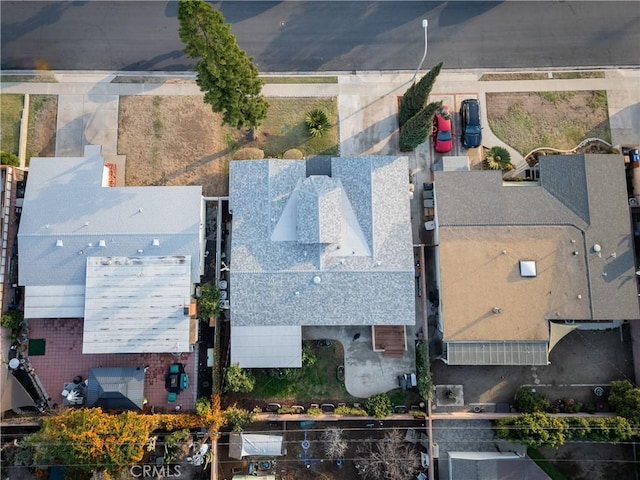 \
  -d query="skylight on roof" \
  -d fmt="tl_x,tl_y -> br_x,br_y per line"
519,260 -> 537,277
